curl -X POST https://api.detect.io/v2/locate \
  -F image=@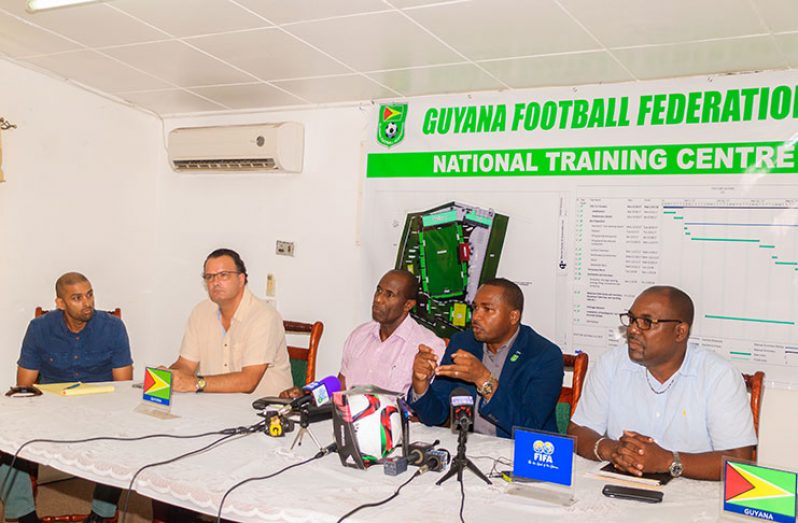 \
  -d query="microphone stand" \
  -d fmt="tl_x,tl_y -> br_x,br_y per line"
436,419 -> 491,486
289,405 -> 323,452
